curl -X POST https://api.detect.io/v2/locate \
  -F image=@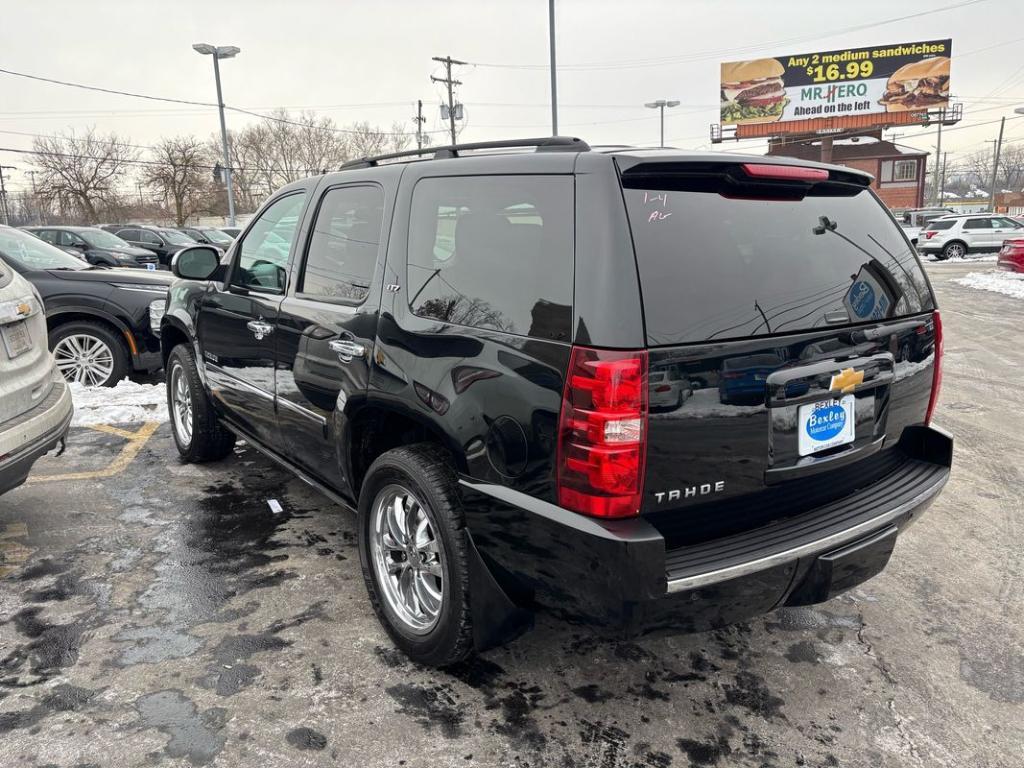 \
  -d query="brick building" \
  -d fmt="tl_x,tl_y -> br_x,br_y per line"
766,134 -> 929,210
